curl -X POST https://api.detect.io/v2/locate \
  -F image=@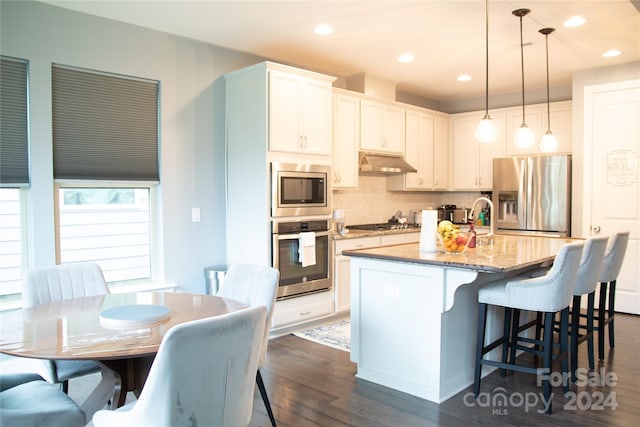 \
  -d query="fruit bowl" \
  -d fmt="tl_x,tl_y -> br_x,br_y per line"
437,220 -> 469,254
